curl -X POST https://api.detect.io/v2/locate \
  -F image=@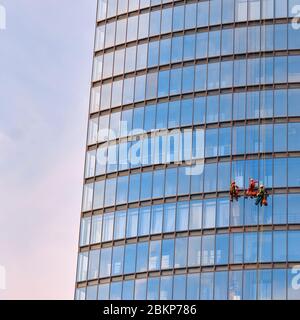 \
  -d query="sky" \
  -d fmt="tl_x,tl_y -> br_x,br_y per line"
0,0 -> 96,299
